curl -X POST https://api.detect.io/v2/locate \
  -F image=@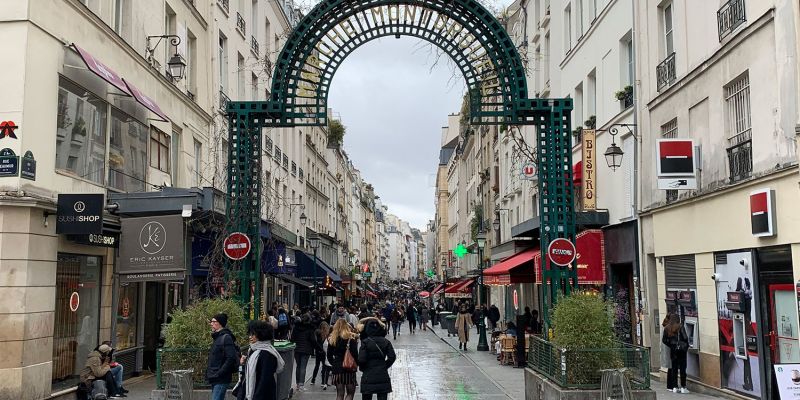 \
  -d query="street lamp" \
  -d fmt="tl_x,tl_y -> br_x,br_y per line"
145,35 -> 186,82
309,232 -> 320,307
299,212 -> 308,226
601,124 -> 637,171
475,230 -> 489,351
